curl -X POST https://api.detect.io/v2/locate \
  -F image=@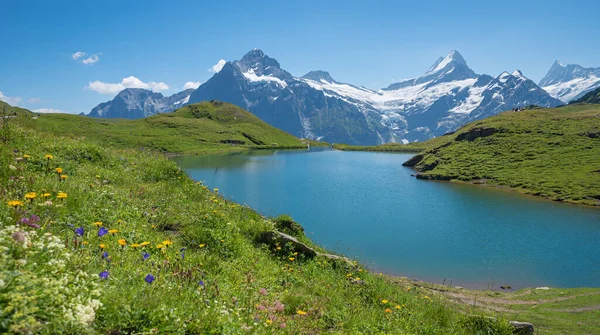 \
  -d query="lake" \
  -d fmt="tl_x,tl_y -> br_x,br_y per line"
174,148 -> 600,289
